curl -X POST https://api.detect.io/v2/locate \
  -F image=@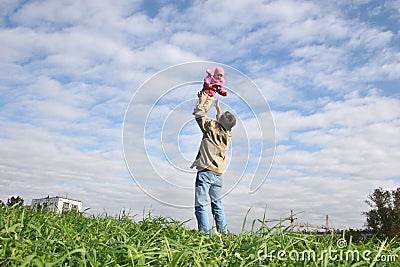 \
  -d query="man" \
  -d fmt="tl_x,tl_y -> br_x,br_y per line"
191,92 -> 236,235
